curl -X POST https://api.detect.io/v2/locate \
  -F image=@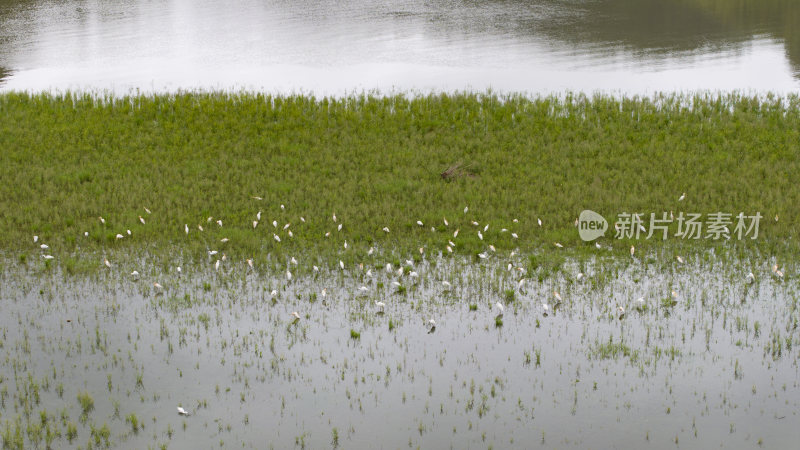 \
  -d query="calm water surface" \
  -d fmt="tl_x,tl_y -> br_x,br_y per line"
0,0 -> 799,94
